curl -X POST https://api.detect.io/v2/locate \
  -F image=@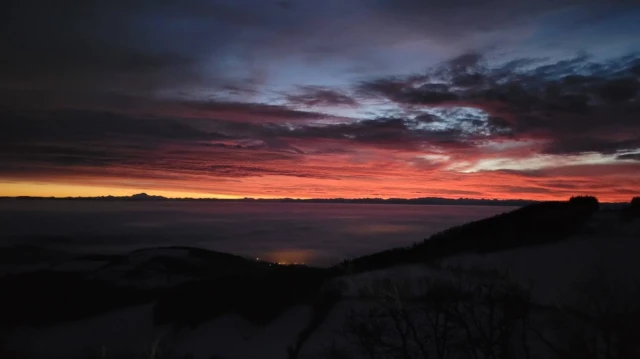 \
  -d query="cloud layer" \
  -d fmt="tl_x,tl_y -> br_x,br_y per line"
1,0 -> 639,200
